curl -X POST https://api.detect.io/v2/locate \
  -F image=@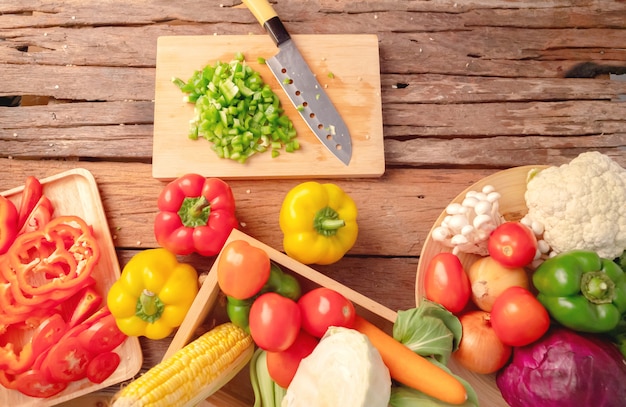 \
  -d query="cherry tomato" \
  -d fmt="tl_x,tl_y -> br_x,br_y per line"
77,313 -> 127,353
297,287 -> 356,338
488,221 -> 537,268
249,292 -> 301,352
86,351 -> 121,384
490,286 -> 550,347
43,336 -> 93,382
14,369 -> 68,398
423,252 -> 471,314
266,330 -> 318,388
